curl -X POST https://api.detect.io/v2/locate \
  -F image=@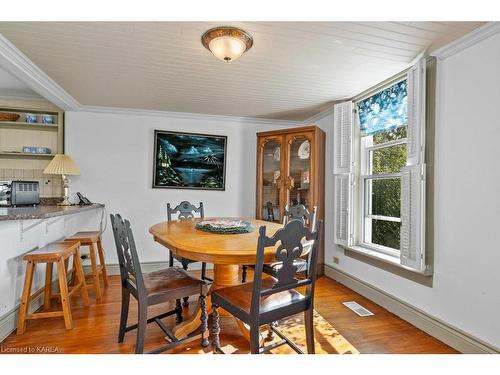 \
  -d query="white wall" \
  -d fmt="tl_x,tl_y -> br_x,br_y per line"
325,31 -> 500,348
65,111 -> 295,266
